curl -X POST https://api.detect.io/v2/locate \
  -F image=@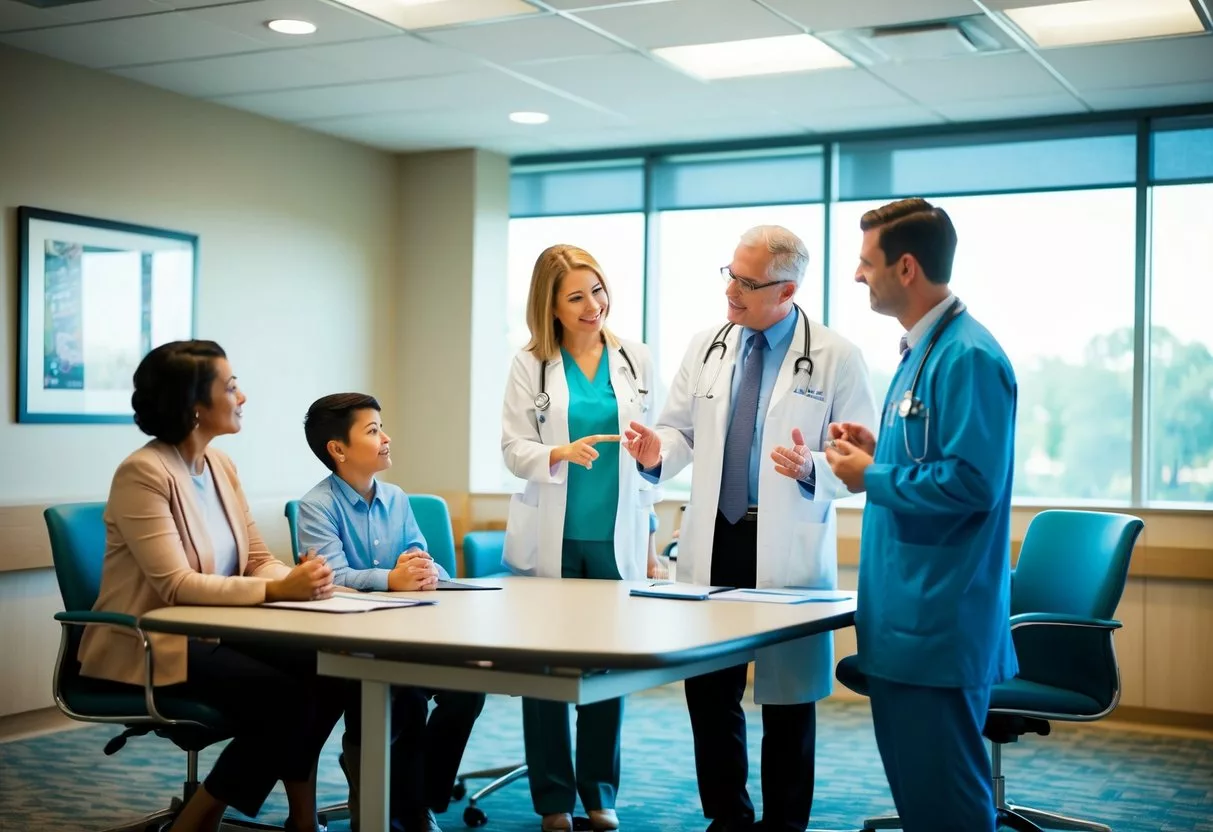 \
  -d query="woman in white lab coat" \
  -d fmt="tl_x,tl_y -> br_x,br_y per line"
500,244 -> 656,832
